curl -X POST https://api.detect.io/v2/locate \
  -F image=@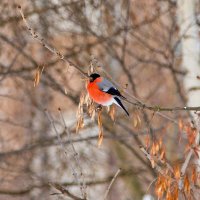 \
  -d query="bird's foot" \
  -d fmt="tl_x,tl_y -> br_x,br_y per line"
95,105 -> 102,112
